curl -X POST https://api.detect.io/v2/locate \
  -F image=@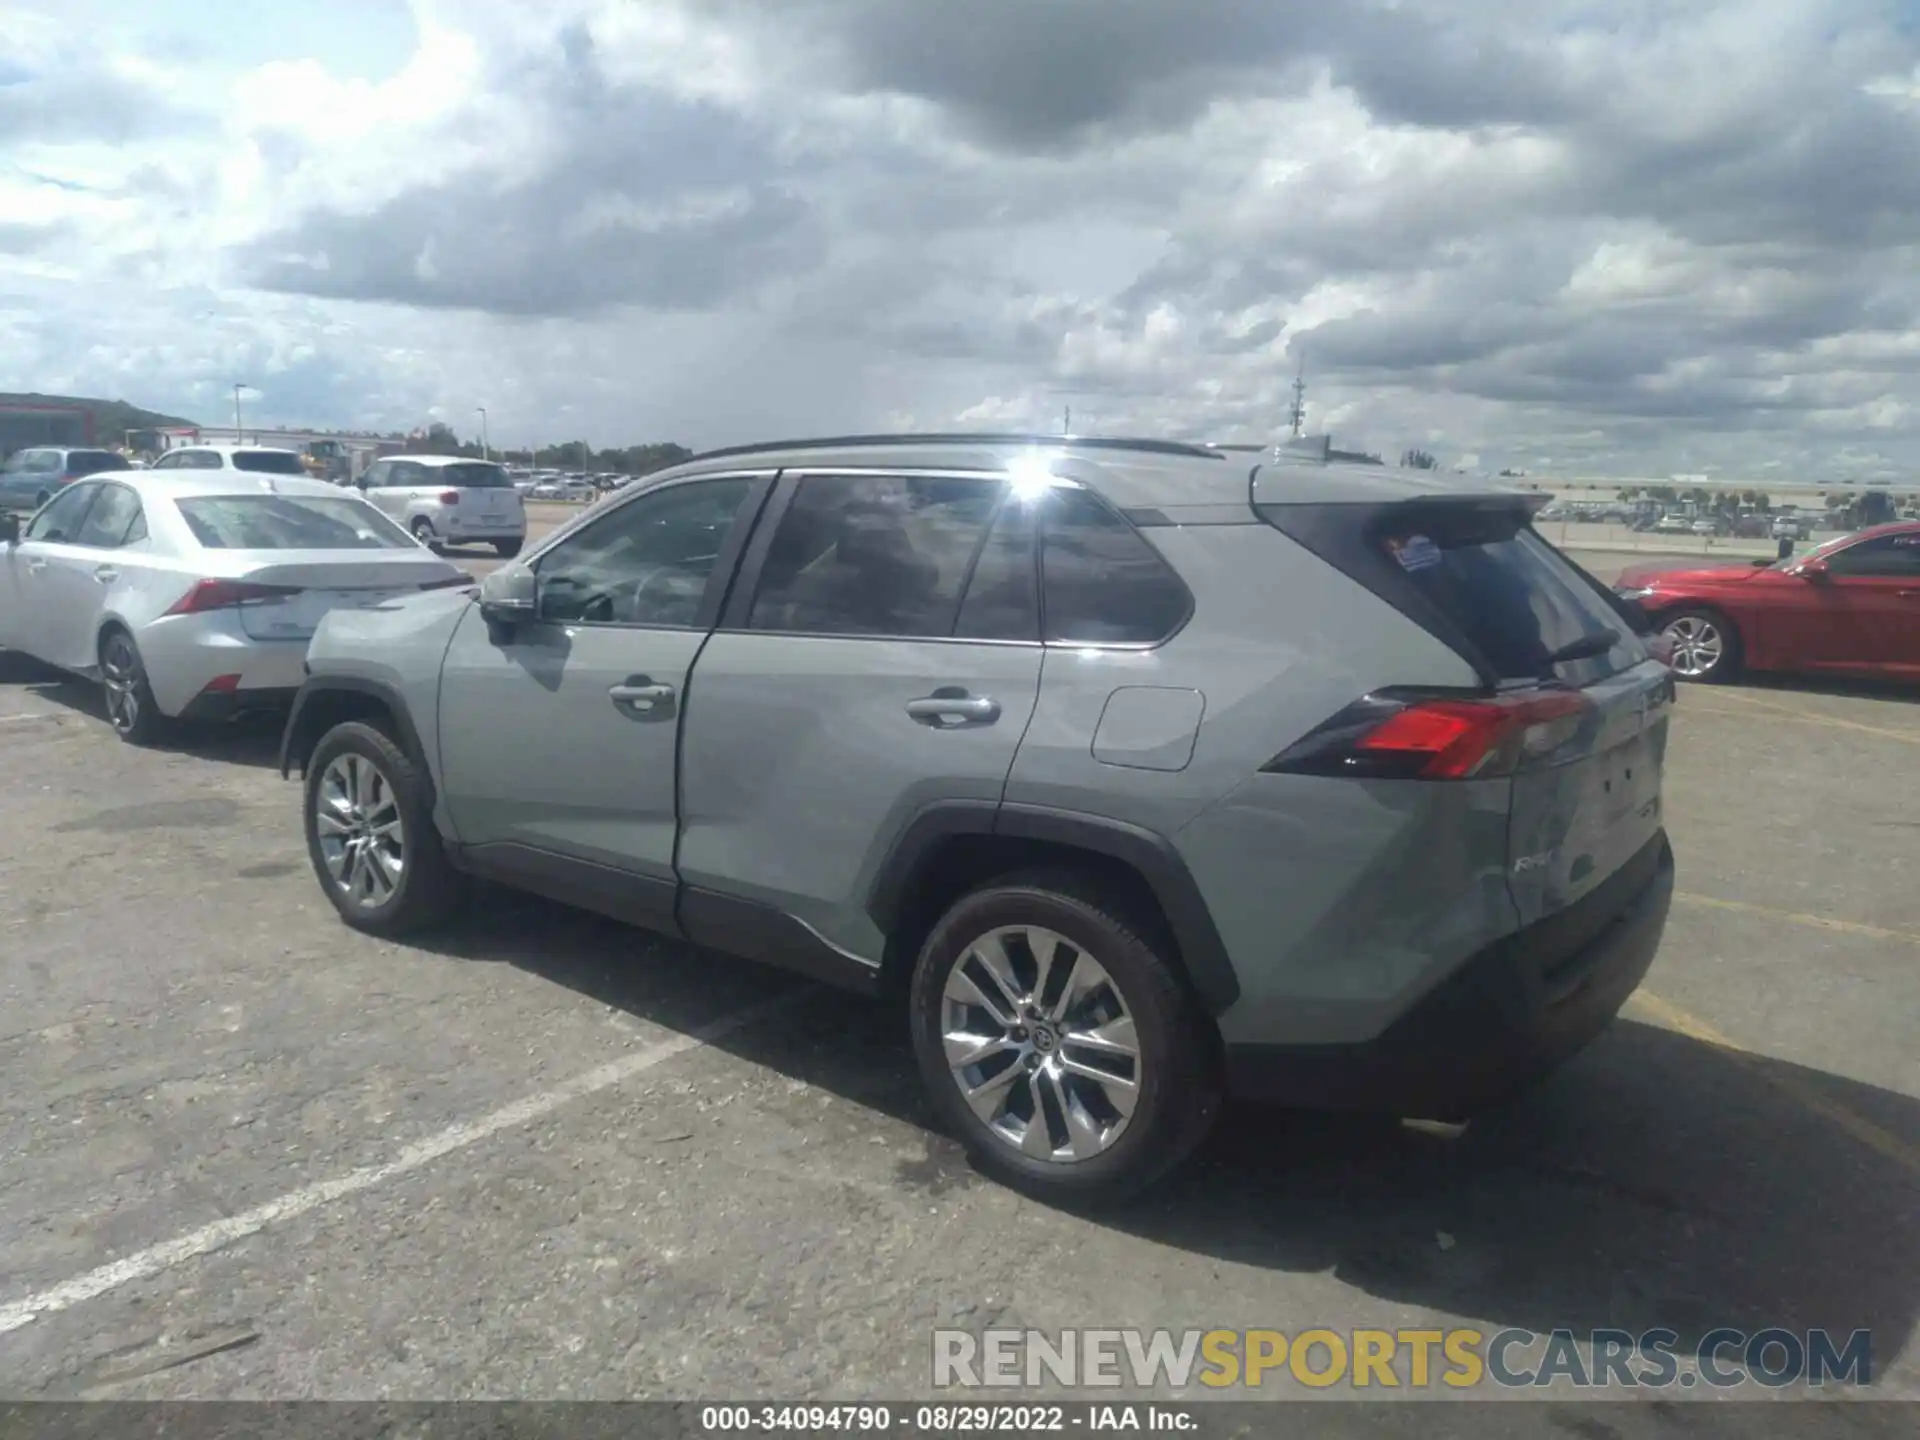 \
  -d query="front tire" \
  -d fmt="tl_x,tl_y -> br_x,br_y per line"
1659,606 -> 1742,682
98,627 -> 168,745
303,721 -> 457,935
493,538 -> 523,558
909,870 -> 1222,1203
